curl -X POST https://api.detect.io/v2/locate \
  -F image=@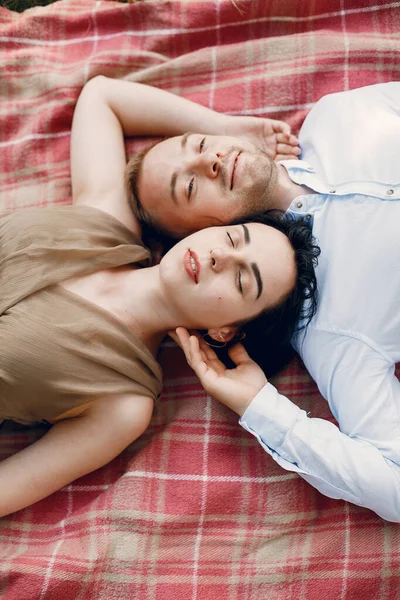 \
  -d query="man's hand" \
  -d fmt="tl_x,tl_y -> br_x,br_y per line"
171,327 -> 267,416
222,114 -> 300,161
